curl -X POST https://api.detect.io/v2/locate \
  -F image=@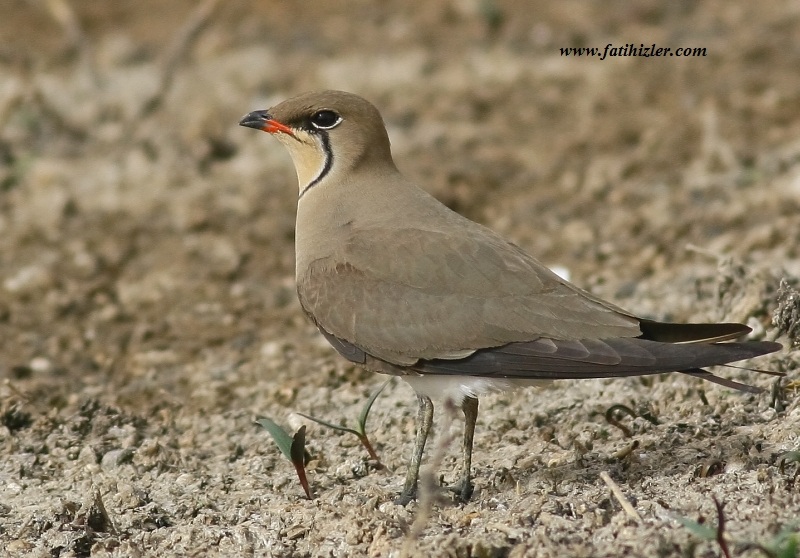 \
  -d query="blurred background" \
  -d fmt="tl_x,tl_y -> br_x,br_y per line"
1,1 -> 798,556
